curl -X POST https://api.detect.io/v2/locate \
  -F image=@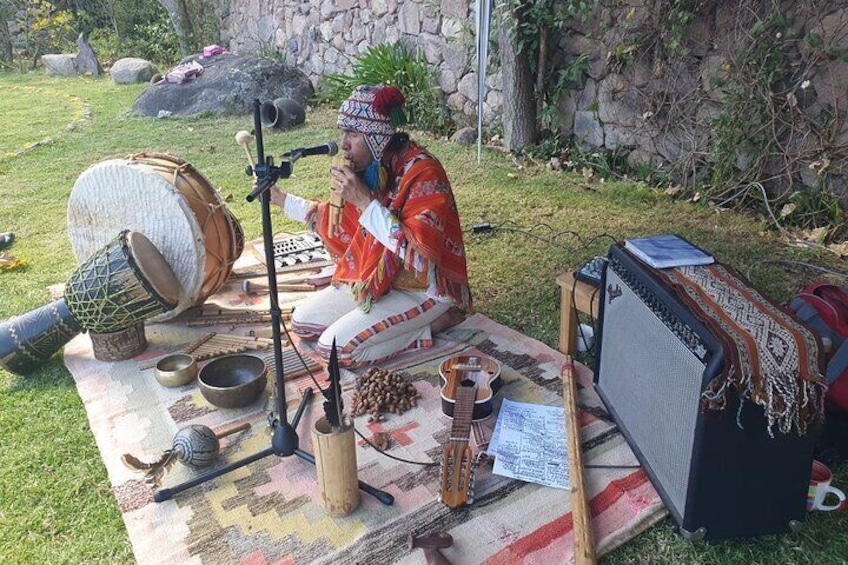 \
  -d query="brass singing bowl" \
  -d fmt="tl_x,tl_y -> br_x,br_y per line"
198,354 -> 268,409
154,354 -> 198,387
